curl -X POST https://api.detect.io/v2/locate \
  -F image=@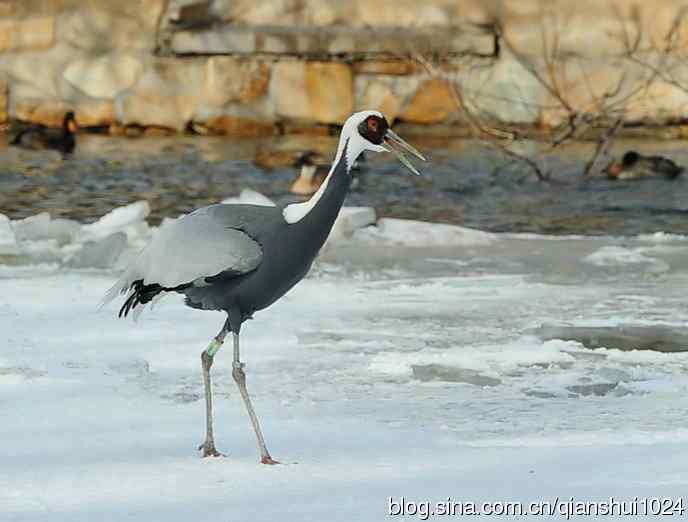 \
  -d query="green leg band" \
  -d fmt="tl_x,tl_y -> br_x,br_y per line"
207,338 -> 223,357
